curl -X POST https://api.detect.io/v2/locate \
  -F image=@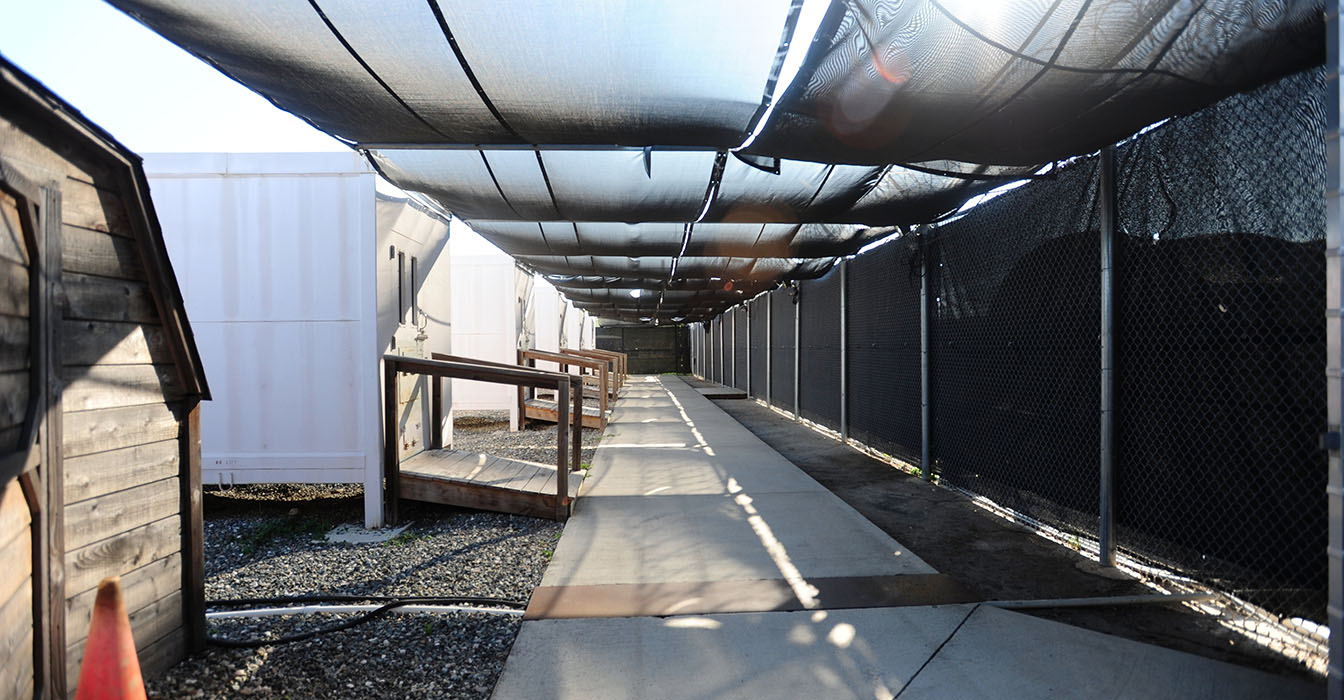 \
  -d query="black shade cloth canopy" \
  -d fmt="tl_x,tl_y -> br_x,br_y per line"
109,0 -> 1323,321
